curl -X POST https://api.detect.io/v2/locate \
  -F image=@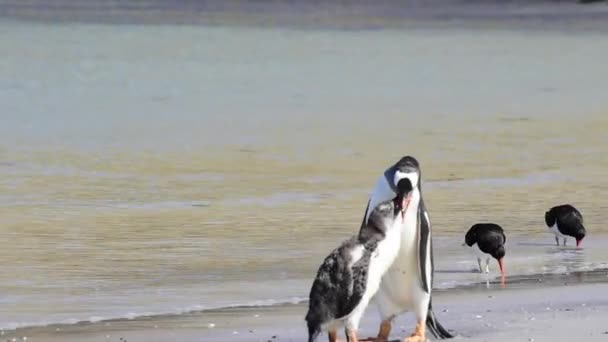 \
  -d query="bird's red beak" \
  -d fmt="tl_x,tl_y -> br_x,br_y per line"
498,258 -> 506,288
498,258 -> 505,275
576,239 -> 582,248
